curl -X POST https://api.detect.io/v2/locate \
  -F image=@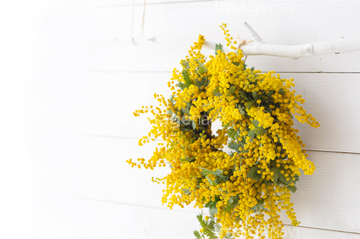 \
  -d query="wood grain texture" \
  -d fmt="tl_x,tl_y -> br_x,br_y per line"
78,136 -> 360,233
71,0 -> 211,6
27,1 -> 360,238
82,72 -> 360,153
71,1 -> 360,73
26,195 -> 360,239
